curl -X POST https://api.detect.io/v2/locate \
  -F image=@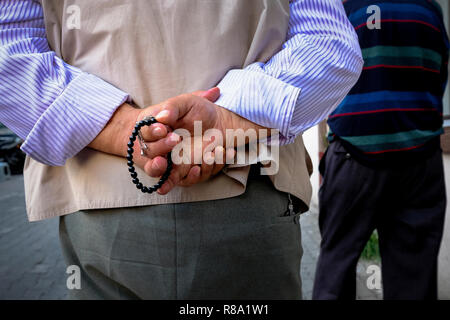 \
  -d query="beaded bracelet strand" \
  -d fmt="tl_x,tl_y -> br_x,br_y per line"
126,116 -> 173,193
